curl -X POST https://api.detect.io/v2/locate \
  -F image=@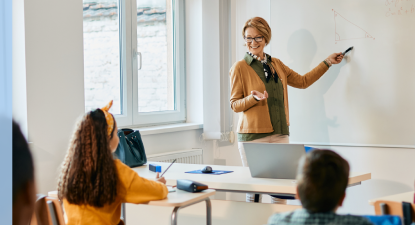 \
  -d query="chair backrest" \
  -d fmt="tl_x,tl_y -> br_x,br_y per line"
30,195 -> 65,225
374,200 -> 415,225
